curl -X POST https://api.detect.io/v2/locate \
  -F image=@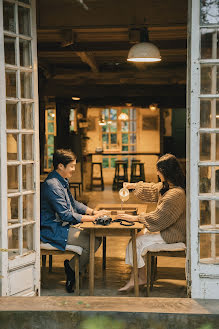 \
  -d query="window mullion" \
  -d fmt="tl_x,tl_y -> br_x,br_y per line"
212,30 -> 217,59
